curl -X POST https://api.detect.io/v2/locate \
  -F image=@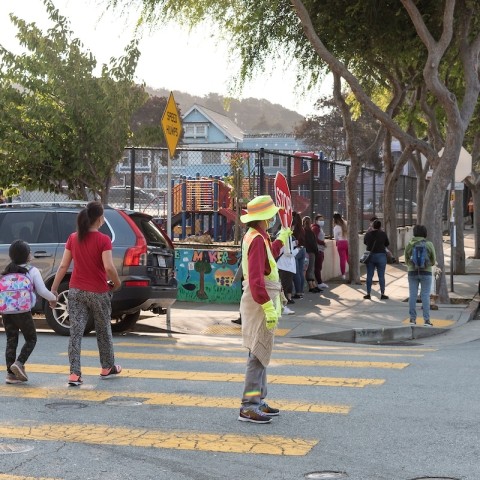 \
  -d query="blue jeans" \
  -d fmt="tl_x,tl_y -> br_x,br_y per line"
293,247 -> 306,295
408,271 -> 432,322
365,252 -> 387,294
